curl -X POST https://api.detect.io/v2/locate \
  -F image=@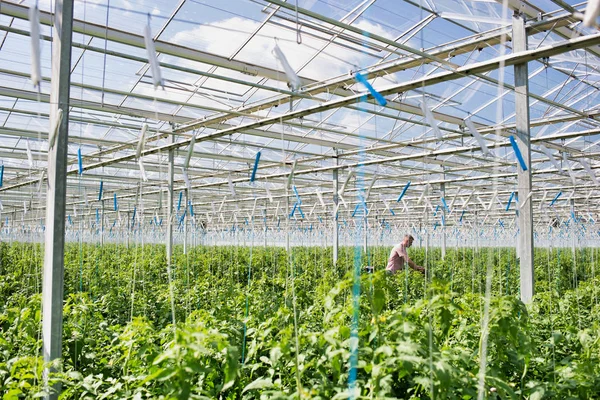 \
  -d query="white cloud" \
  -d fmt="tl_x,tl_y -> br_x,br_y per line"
168,16 -> 391,87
